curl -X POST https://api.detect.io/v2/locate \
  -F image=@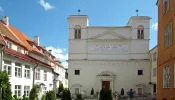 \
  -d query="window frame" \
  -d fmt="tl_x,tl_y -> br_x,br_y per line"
153,68 -> 157,77
24,65 -> 30,79
137,25 -> 144,39
15,62 -> 22,78
35,68 -> 40,80
17,46 -> 22,53
153,52 -> 157,62
3,60 -> 12,76
43,70 -> 47,81
24,86 -> 30,97
7,41 -> 12,49
163,0 -> 169,14
75,70 -> 80,75
163,66 -> 170,88
15,85 -> 21,97
74,25 -> 81,39
164,21 -> 172,48
43,87 -> 47,94
138,70 -> 143,75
